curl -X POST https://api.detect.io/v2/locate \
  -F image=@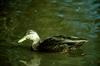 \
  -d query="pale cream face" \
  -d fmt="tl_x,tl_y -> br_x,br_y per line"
18,30 -> 40,44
